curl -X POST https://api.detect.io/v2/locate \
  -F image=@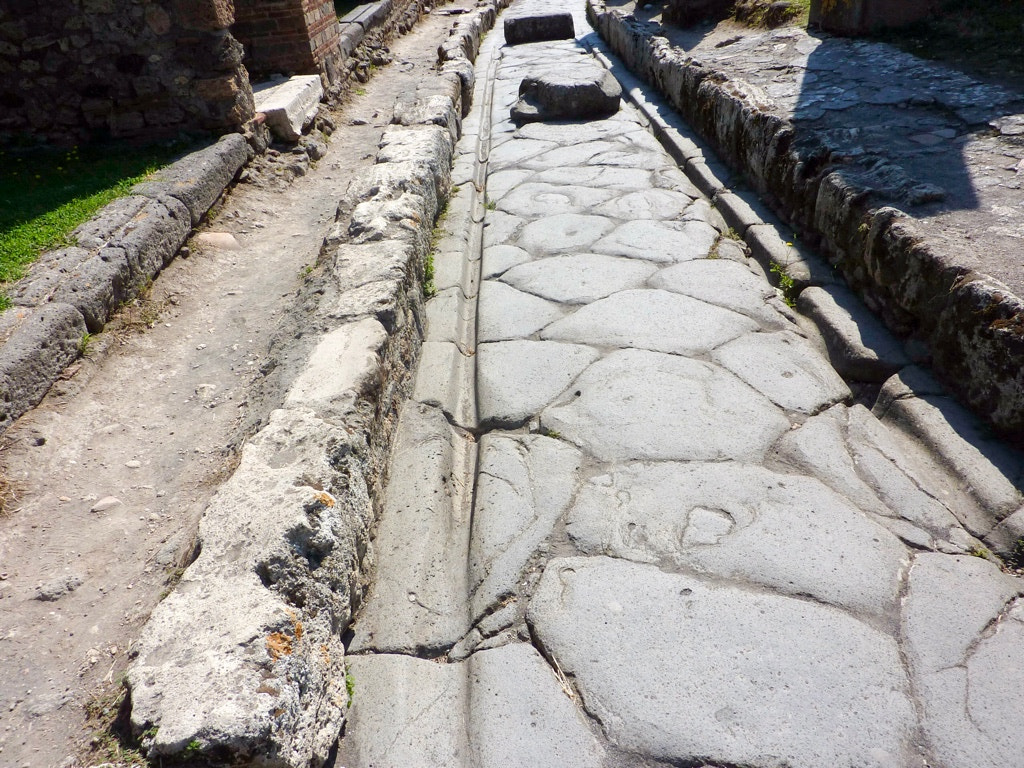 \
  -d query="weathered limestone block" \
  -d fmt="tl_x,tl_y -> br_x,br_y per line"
253,75 -> 324,142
